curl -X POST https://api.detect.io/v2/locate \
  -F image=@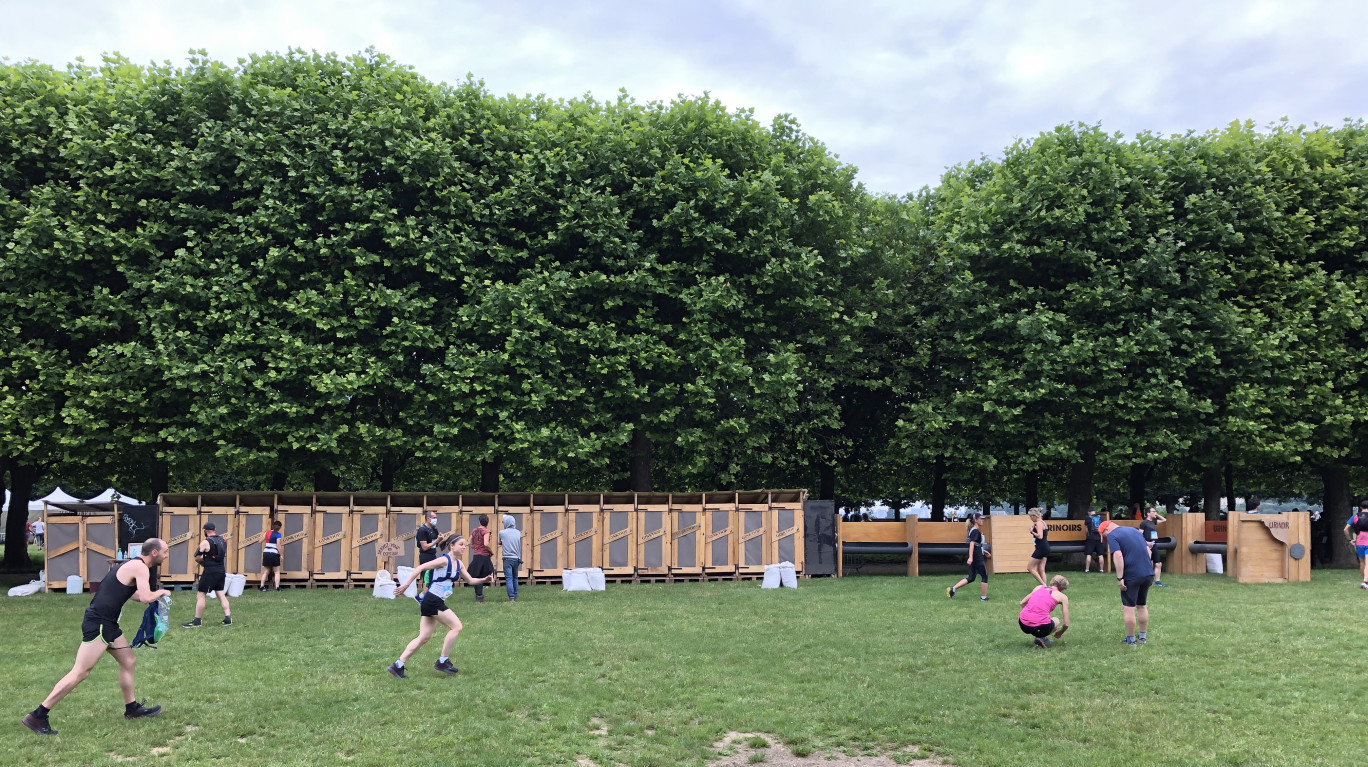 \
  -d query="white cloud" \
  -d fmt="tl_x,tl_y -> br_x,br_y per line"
1,0 -> 1364,194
